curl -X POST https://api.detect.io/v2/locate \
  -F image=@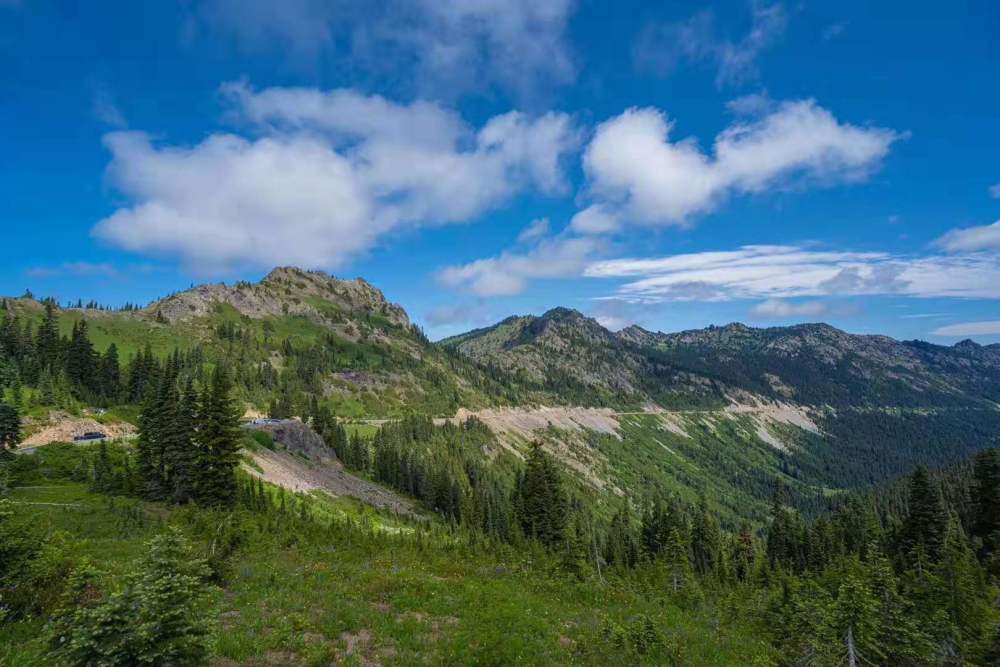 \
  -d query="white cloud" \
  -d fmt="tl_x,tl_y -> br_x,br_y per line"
931,321 -> 1000,337
934,220 -> 1000,252
990,184 -> 1000,198
586,245 -> 1000,302
635,2 -> 786,87
517,218 -> 551,243
93,84 -> 579,273
194,0 -> 575,100
579,100 -> 899,229
570,205 -> 620,234
438,234 -> 604,297
750,299 -> 829,318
